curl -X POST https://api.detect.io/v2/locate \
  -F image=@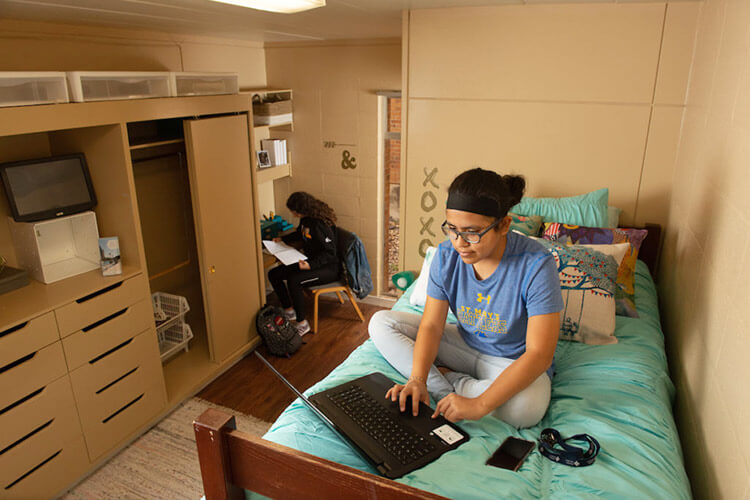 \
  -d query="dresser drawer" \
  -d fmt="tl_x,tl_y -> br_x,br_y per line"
79,379 -> 165,461
0,375 -> 81,455
69,329 -> 166,460
0,433 -> 89,499
62,298 -> 154,370
70,328 -> 163,420
0,342 -> 68,410
55,273 -> 148,338
0,312 -> 59,369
